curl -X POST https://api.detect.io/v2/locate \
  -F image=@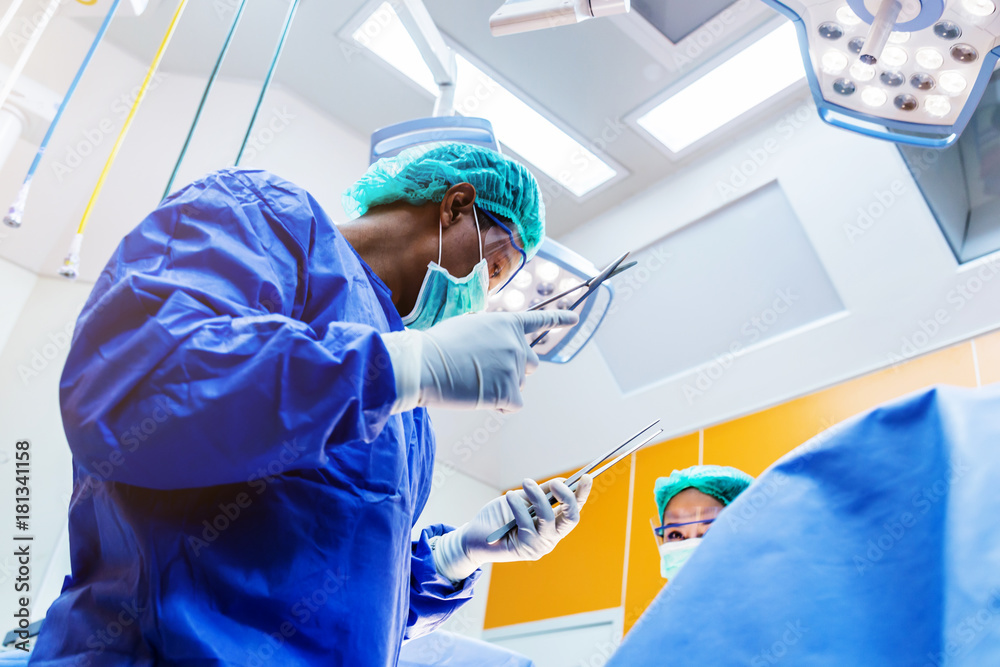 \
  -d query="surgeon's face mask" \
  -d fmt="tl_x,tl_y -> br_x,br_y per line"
402,208 -> 489,330
658,537 -> 703,580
